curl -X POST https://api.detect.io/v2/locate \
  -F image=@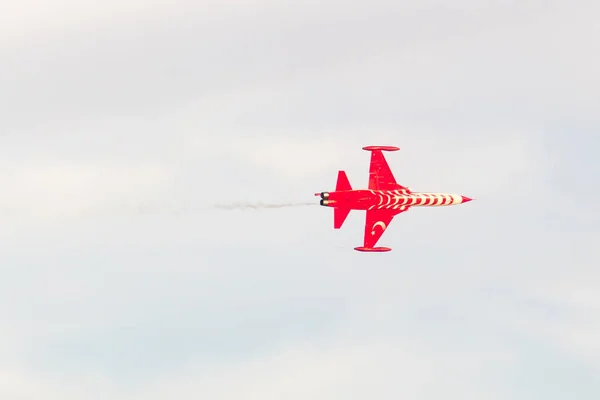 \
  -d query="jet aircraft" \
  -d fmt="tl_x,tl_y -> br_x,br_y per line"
315,146 -> 473,252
